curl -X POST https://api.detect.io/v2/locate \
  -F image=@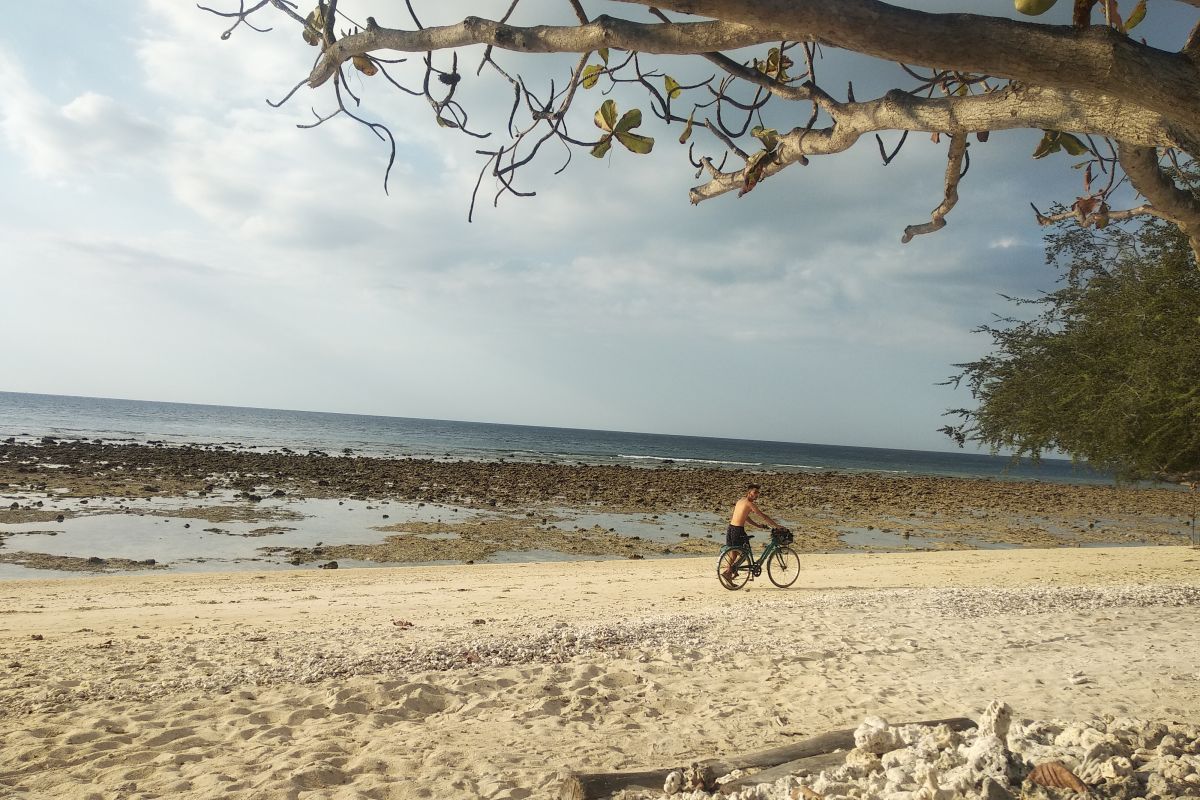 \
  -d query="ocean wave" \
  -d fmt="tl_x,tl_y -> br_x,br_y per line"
618,454 -> 763,467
